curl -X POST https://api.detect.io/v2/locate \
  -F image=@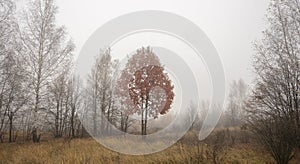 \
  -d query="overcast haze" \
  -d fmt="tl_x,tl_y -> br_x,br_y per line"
17,0 -> 270,88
